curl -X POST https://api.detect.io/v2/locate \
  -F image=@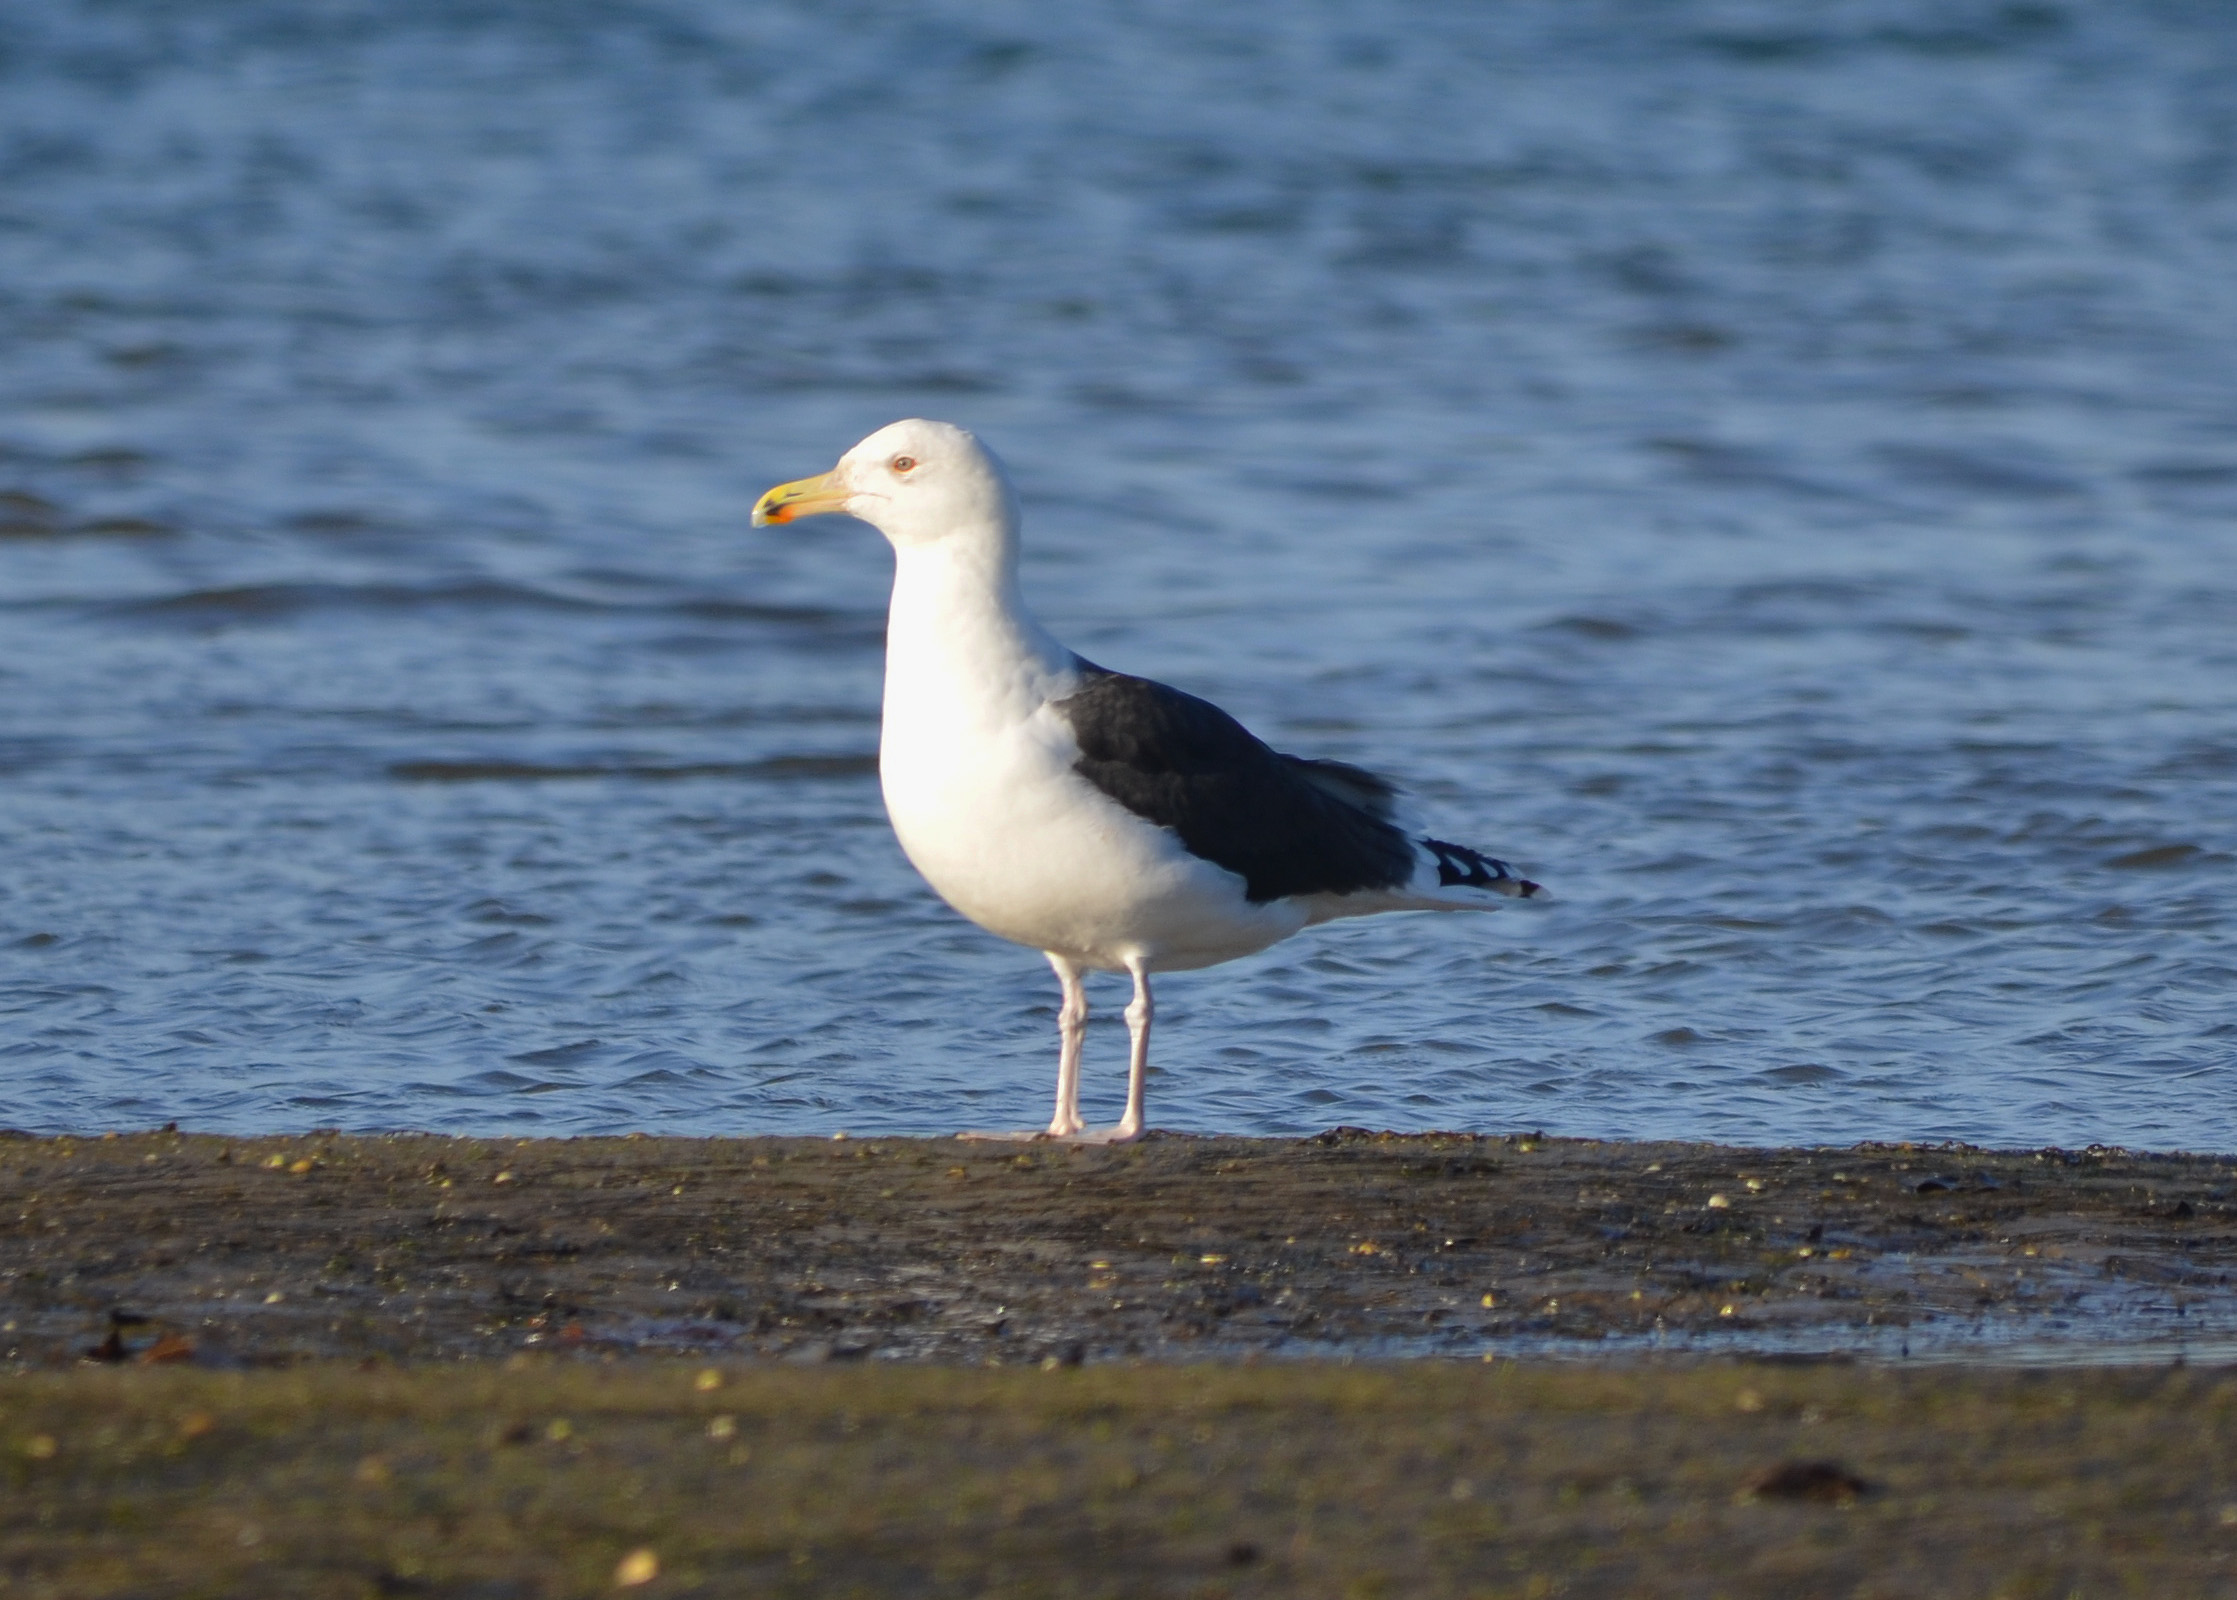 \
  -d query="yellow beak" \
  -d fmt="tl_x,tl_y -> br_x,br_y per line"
751,469 -> 851,526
